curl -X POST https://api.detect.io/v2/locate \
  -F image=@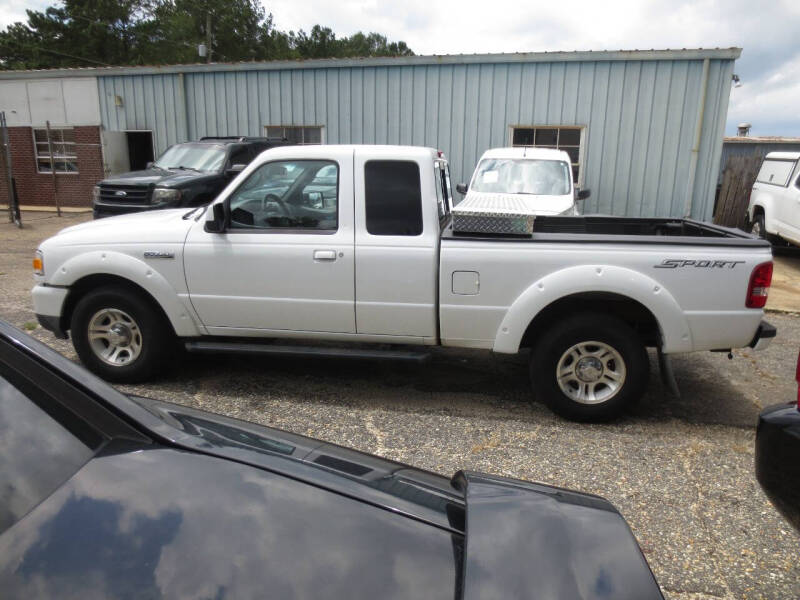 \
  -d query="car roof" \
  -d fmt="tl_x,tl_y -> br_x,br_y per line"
193,137 -> 289,145
255,144 -> 441,163
479,146 -> 570,161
